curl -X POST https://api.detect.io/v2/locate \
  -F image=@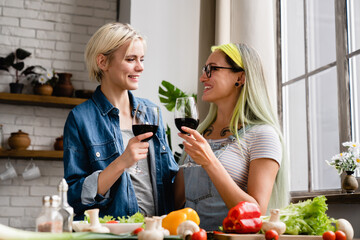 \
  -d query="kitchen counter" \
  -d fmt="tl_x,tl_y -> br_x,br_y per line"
211,232 -> 360,239
1,223 -> 358,240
